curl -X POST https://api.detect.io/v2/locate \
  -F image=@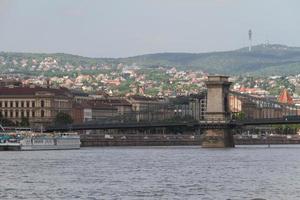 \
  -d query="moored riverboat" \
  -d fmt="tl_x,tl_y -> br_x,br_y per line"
0,127 -> 81,151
